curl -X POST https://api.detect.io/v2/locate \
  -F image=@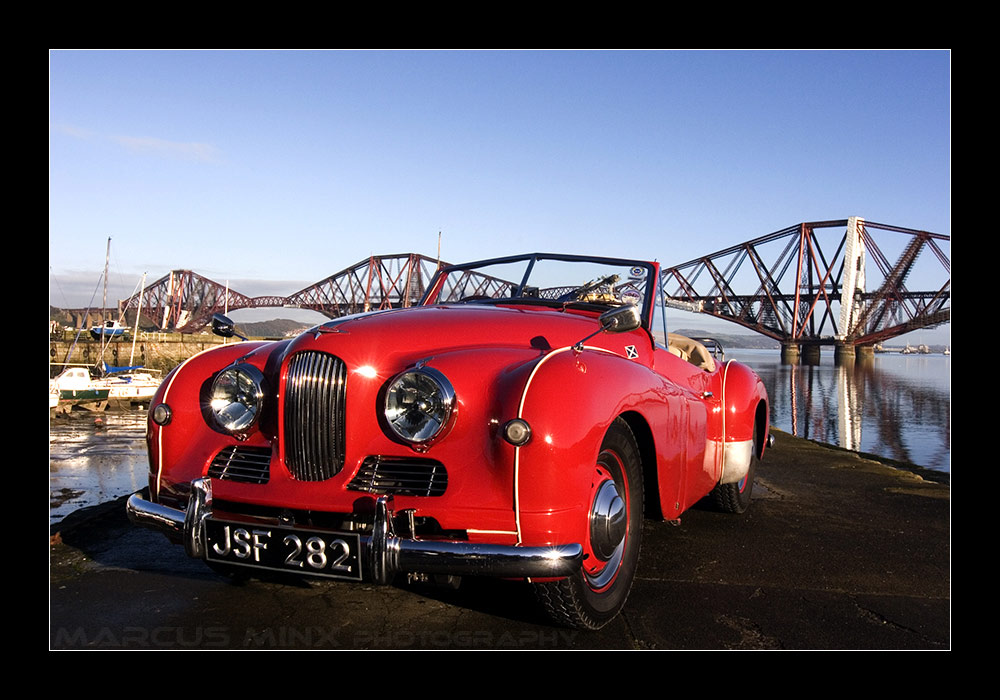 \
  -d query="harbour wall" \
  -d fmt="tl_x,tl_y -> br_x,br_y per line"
49,333 -> 230,375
